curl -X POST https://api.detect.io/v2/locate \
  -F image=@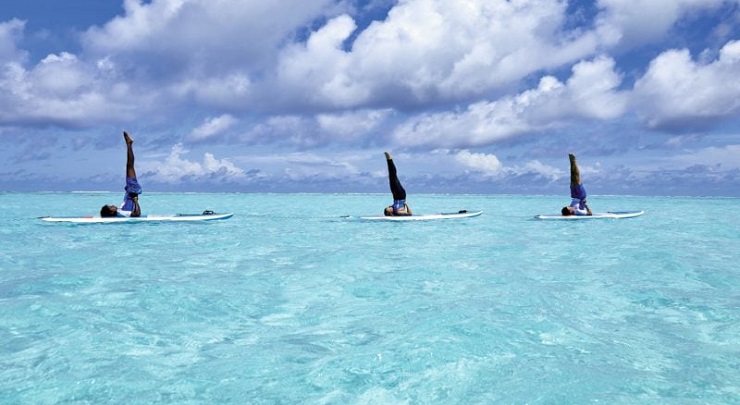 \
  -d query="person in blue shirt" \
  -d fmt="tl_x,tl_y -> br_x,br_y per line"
100,131 -> 142,217
383,152 -> 412,216
561,153 -> 592,216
